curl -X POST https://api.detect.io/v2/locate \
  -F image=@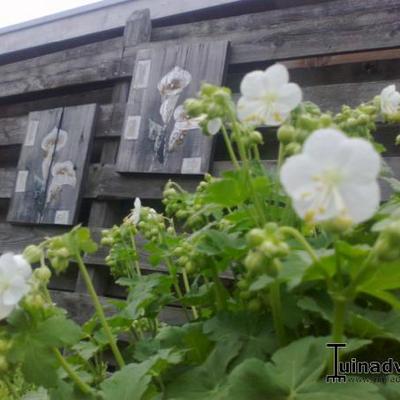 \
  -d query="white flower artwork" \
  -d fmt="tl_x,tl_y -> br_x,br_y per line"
46,161 -> 77,204
41,127 -> 68,181
148,66 -> 200,165
380,84 -> 400,118
280,128 -> 381,225
237,63 -> 302,127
